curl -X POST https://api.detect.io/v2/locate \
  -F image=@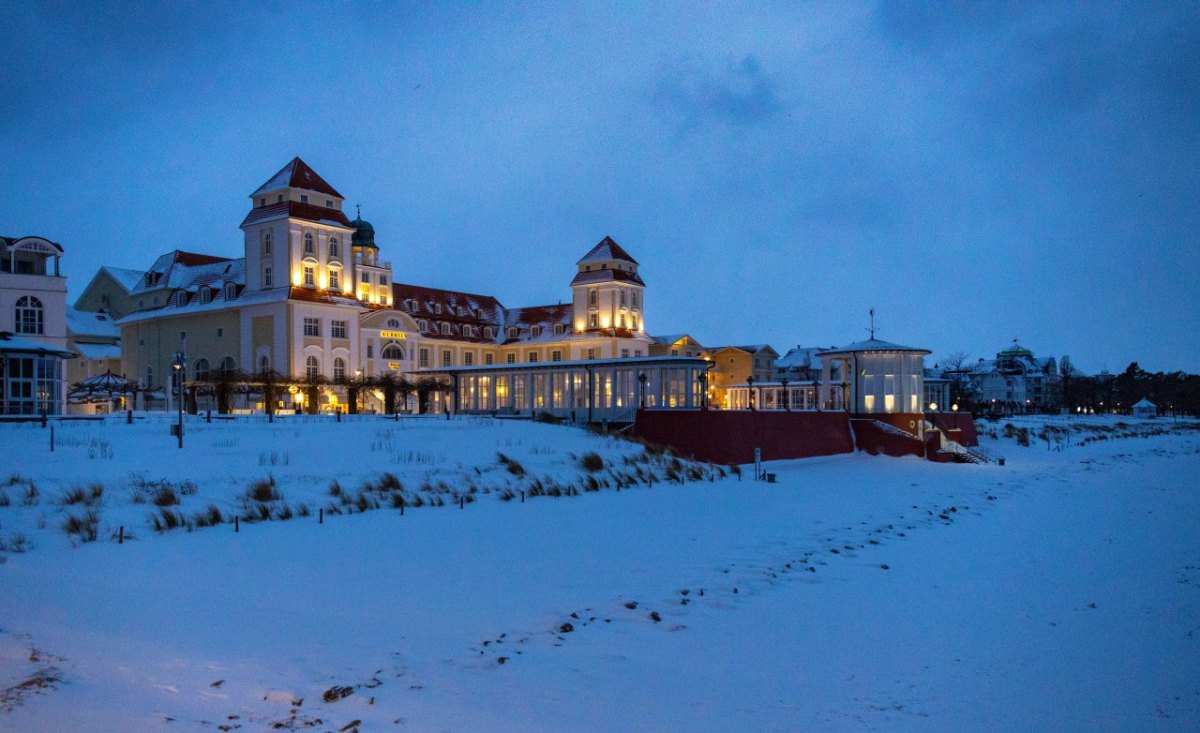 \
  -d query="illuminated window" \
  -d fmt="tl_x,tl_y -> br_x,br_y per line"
333,358 -> 346,381
329,238 -> 339,258
328,270 -> 340,289
588,314 -> 598,328
304,232 -> 314,255
303,266 -> 315,286
306,355 -> 319,379
15,297 -> 43,334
